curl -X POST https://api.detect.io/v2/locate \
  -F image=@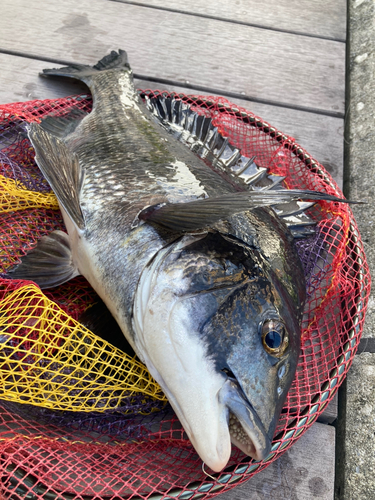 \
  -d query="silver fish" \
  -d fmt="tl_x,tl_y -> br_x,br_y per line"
10,51 -> 349,471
